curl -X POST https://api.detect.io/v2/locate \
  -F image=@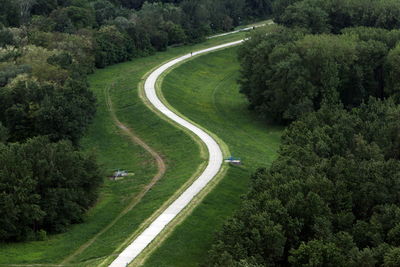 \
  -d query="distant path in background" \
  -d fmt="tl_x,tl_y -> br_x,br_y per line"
109,40 -> 244,267
207,20 -> 273,39
60,85 -> 166,265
